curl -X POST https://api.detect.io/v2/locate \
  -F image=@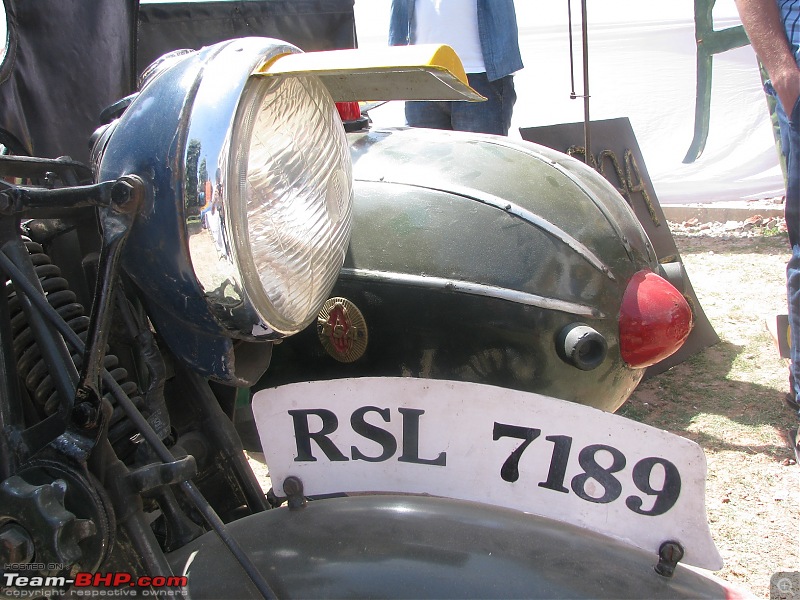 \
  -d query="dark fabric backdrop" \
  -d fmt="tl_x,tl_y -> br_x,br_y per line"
0,0 -> 138,164
0,0 -> 356,164
137,1 -> 357,77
